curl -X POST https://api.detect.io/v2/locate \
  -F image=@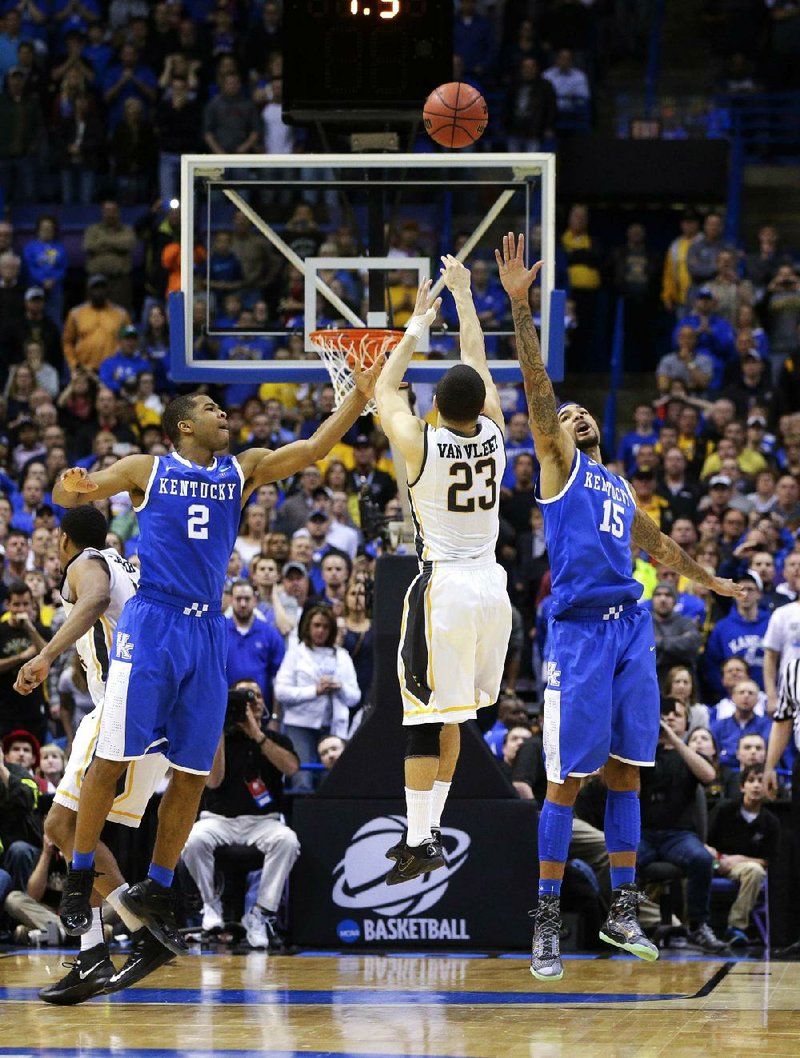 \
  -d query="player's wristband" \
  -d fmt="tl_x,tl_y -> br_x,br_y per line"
405,308 -> 436,341
257,734 -> 267,746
